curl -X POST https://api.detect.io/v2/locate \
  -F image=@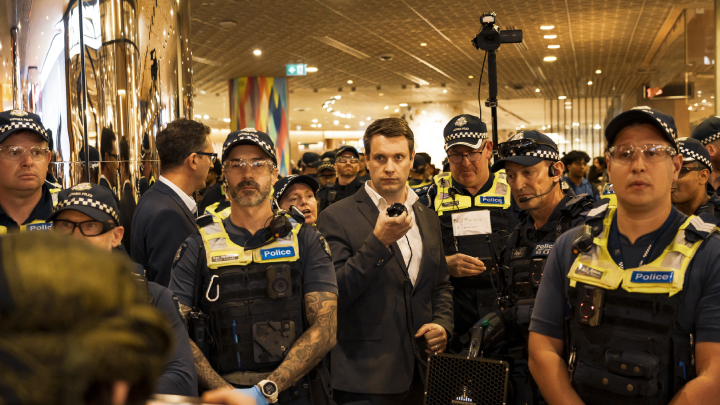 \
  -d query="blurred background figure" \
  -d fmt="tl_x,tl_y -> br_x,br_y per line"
587,156 -> 607,193
299,151 -> 320,177
356,152 -> 370,182
317,157 -> 337,189
0,232 -> 173,405
79,145 -> 101,185
407,153 -> 431,189
561,150 -> 598,200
